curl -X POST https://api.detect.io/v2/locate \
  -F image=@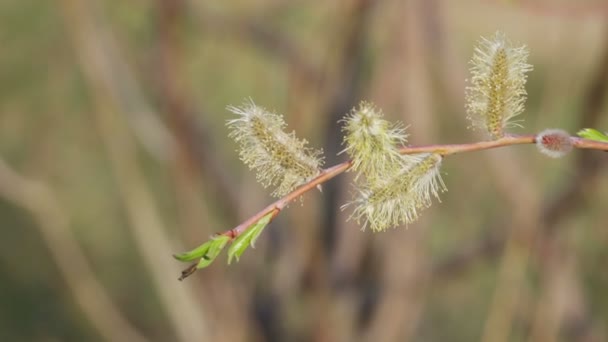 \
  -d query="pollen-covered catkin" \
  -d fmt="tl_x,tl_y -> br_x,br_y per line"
347,153 -> 446,232
227,100 -> 324,197
465,31 -> 533,138
341,102 -> 413,182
